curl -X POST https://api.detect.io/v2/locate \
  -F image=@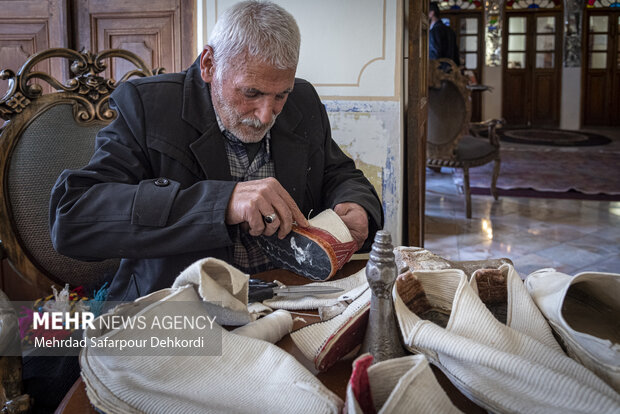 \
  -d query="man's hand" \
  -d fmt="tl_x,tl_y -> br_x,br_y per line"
333,202 -> 369,250
226,177 -> 309,239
